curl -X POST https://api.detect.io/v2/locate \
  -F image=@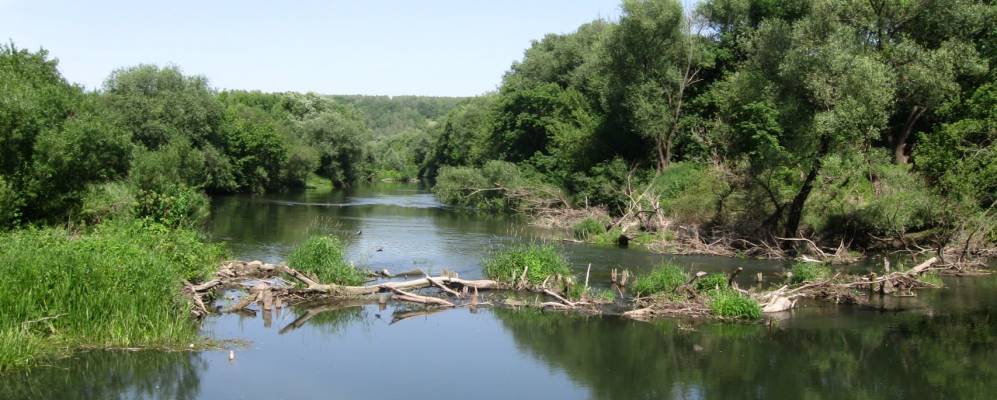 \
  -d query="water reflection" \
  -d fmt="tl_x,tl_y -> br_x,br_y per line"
0,350 -> 204,400
494,300 -> 997,399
